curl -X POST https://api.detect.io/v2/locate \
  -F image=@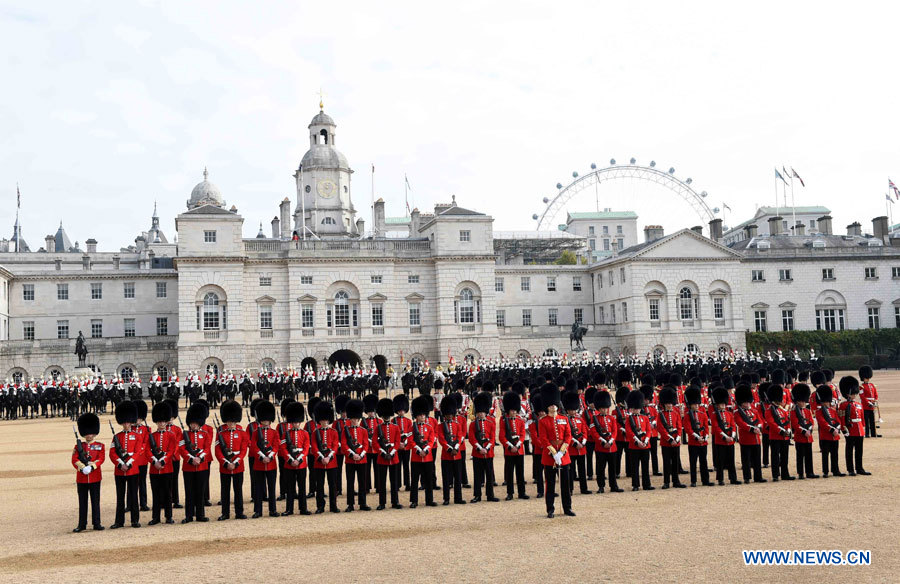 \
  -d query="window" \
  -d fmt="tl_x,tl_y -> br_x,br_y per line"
156,282 -> 167,298
204,230 -> 216,243
520,277 -> 530,292
714,297 -> 724,320
815,309 -> 845,332
588,226 -> 595,236
57,283 -> 68,300
548,308 -> 558,326
896,306 -> 900,328
649,298 -> 660,321
603,239 -> 610,251
124,318 -> 135,337
751,270 -> 765,282
123,282 -> 135,298
370,275 -> 382,284
616,225 -> 623,235
23,321 -> 34,341
458,288 -> 476,324
156,317 -> 168,336
589,239 -> 596,250
156,365 -> 169,380
408,303 -> 421,326
893,267 -> 900,279
598,306 -> 605,324
622,302 -> 628,322
778,269 -> 792,281
259,276 -> 272,287
574,307 -> 583,322
459,230 -> 471,242
407,275 -> 420,284
679,287 -> 694,320
782,220 -> 788,230
547,277 -> 556,292
754,311 -> 767,332
686,343 -> 699,353
620,268 -> 626,283
521,309 -> 532,326
91,319 -> 103,338
602,225 -> 609,235
572,277 -> 582,291
371,304 -> 384,327
57,320 -> 69,339
120,367 -> 134,383
321,217 -> 336,225
334,290 -> 350,328
23,284 -> 34,301
617,238 -> 624,250
864,267 -> 877,279
609,304 -> 616,324
203,292 -> 221,330
598,275 -> 603,289
782,310 -> 794,331
868,307 -> 880,329
259,305 -> 273,330
495,277 -> 504,292
301,304 -> 314,328
496,309 -> 506,327
822,268 -> 834,280
608,271 -> 614,286
300,275 -> 313,285
91,283 -> 102,299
